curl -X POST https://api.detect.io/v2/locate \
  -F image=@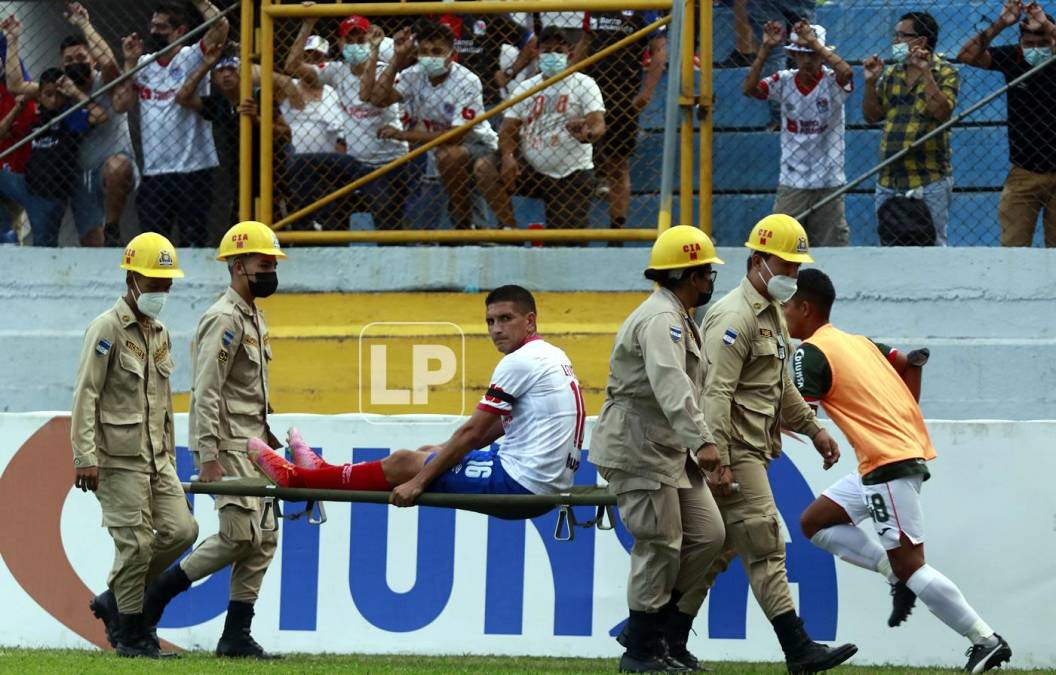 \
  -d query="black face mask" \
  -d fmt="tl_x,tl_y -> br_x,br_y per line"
246,271 -> 278,298
64,63 -> 93,87
147,32 -> 171,53
697,289 -> 713,307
